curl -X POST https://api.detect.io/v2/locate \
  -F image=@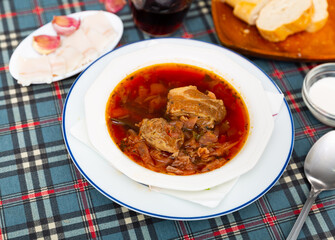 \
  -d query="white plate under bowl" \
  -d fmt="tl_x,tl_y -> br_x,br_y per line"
9,10 -> 123,85
84,42 -> 274,191
62,39 -> 294,220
